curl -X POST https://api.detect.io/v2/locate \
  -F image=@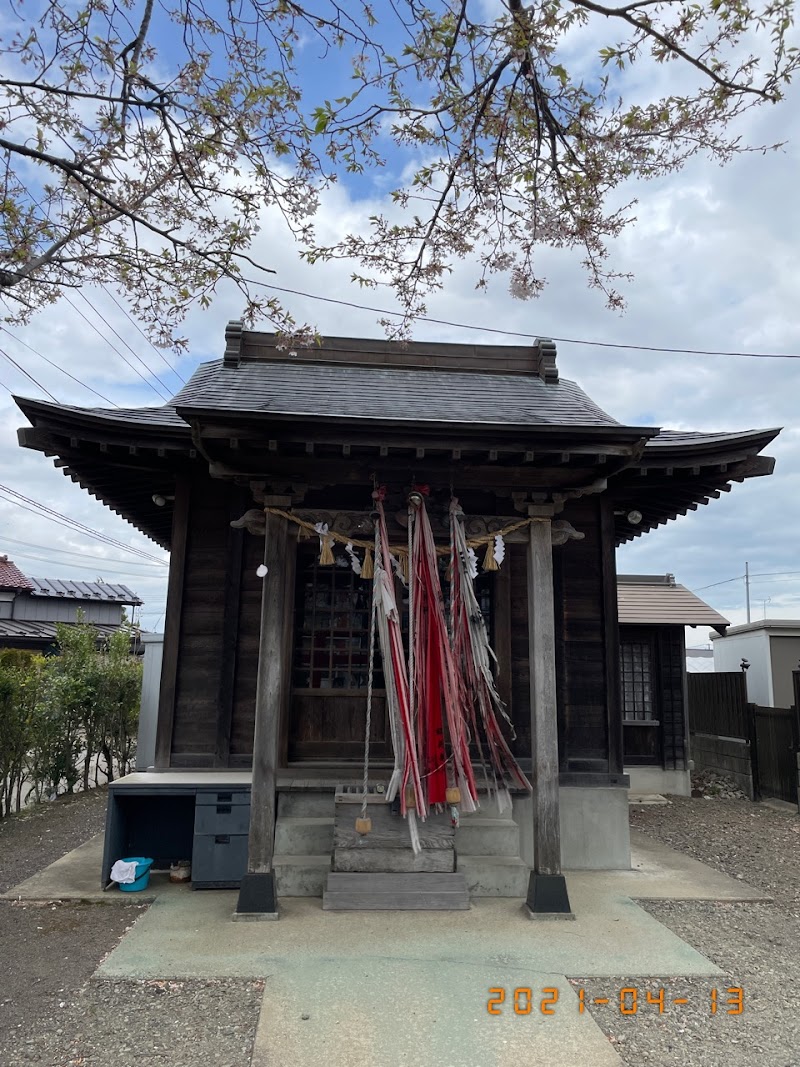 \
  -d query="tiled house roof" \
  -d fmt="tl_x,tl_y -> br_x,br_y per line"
0,555 -> 33,591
